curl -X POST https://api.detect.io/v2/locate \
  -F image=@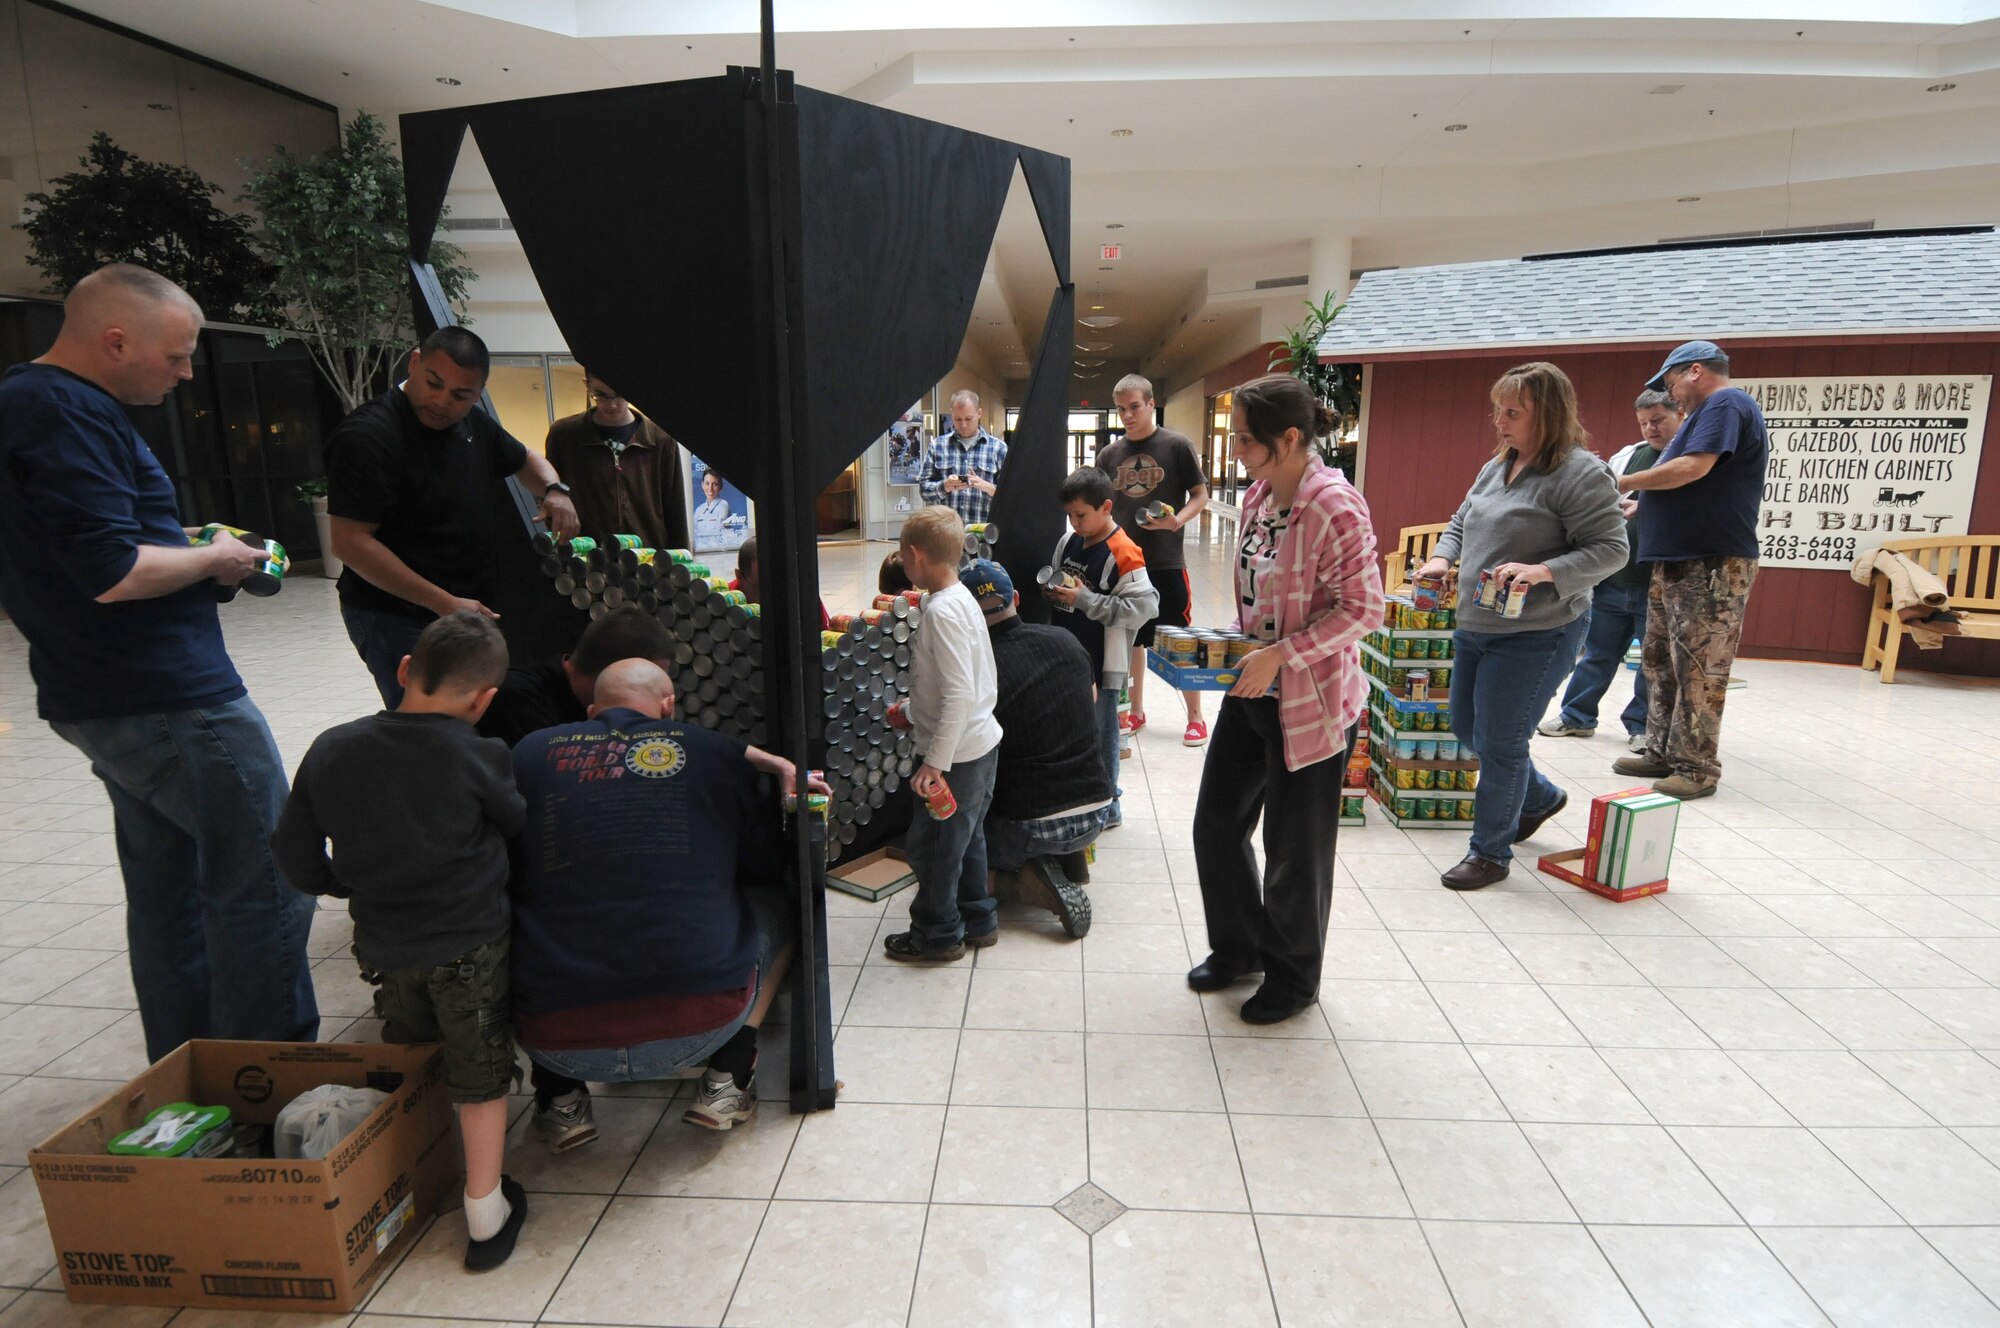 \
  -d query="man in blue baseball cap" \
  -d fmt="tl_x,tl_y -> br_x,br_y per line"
1608,340 -> 1769,799
960,559 -> 1109,937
